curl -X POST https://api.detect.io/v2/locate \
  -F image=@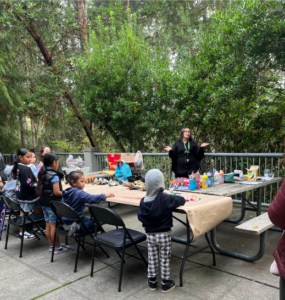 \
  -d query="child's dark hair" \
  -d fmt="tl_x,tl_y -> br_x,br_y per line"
68,170 -> 83,186
12,148 -> 30,179
36,152 -> 59,197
